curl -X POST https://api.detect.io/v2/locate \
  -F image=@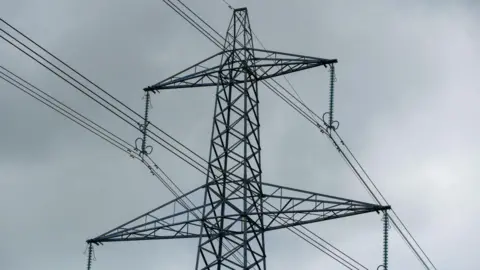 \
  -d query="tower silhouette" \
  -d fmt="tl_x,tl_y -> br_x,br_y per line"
87,8 -> 389,269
